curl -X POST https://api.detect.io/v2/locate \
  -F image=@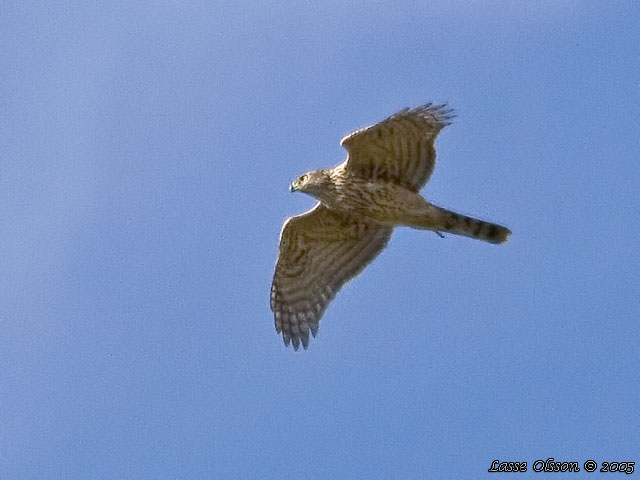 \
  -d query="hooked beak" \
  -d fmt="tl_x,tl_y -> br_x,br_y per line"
289,183 -> 297,192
